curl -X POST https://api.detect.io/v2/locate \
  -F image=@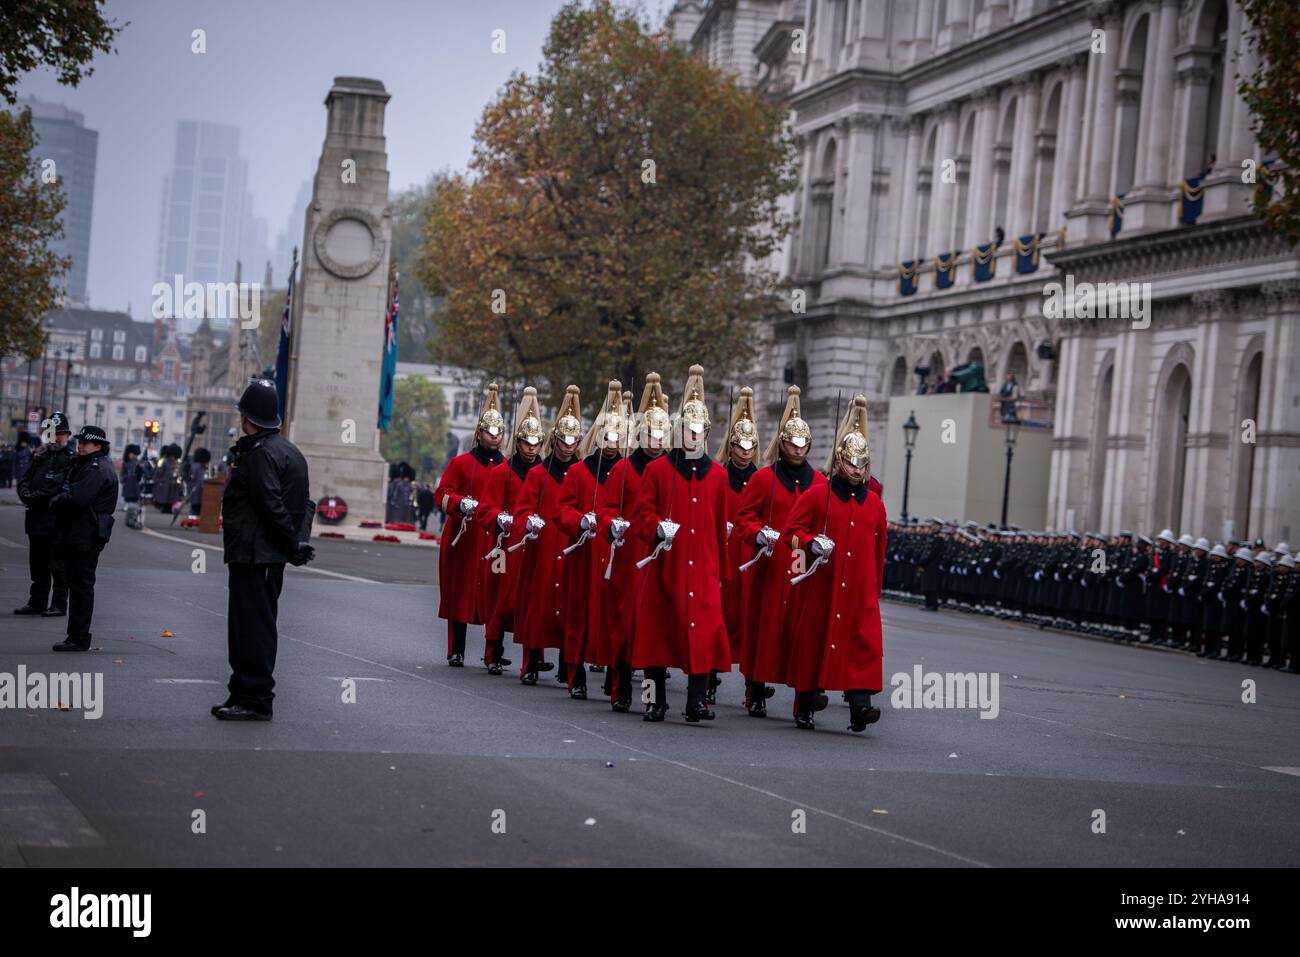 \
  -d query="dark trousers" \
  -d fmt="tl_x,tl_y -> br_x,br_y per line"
227,563 -> 284,713
27,533 -> 68,611
447,620 -> 467,657
63,547 -> 100,645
